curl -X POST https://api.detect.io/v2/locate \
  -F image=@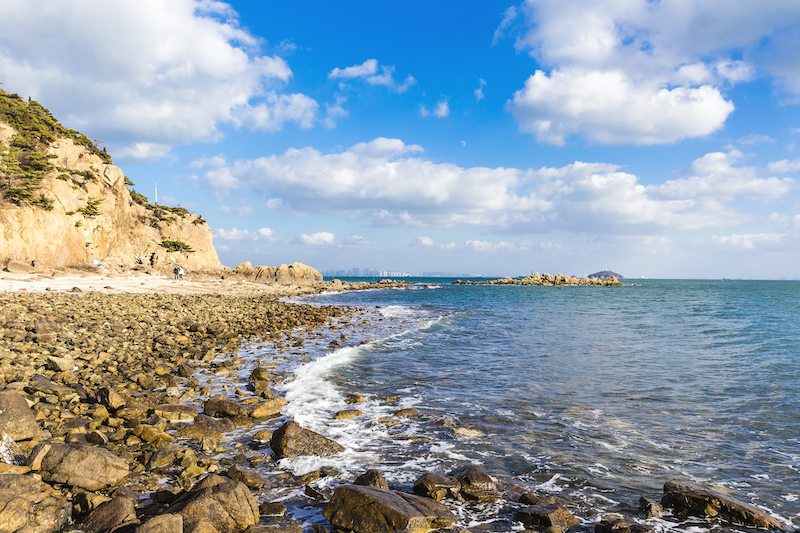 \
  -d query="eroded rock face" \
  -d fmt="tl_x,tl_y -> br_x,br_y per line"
166,474 -> 259,533
323,485 -> 457,533
27,443 -> 129,491
0,391 -> 42,441
661,480 -> 787,530
234,262 -> 323,286
0,473 -> 72,533
269,421 -> 344,459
